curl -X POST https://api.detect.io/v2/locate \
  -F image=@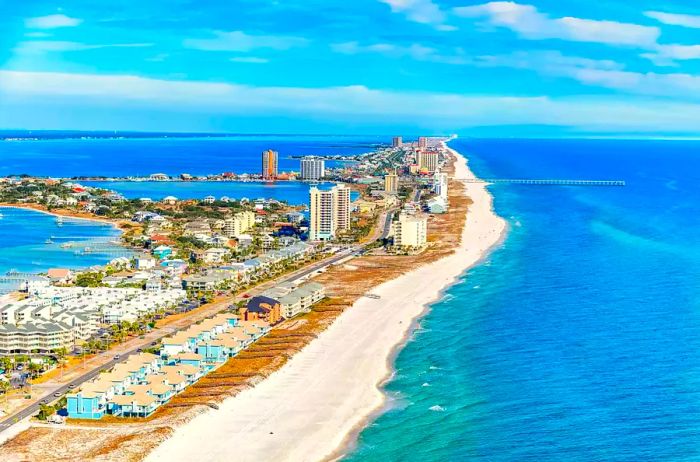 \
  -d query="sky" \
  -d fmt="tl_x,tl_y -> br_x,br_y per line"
2,0 -> 700,136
